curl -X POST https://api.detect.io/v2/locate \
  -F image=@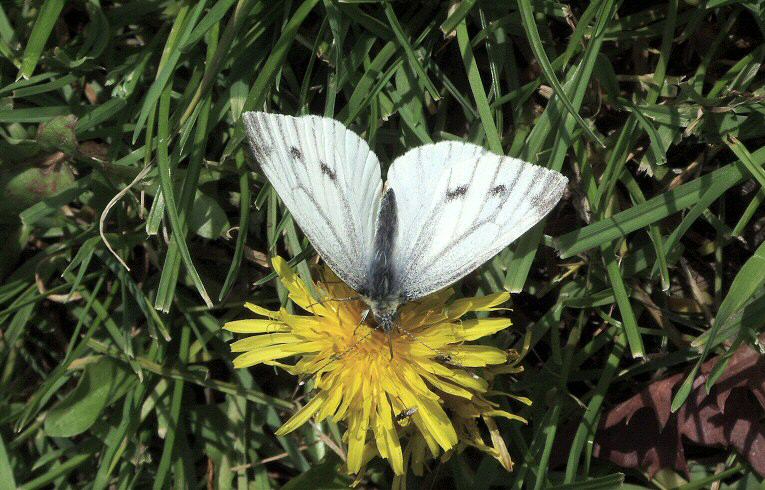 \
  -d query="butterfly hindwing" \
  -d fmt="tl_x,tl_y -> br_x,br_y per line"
242,112 -> 383,292
386,142 -> 567,300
